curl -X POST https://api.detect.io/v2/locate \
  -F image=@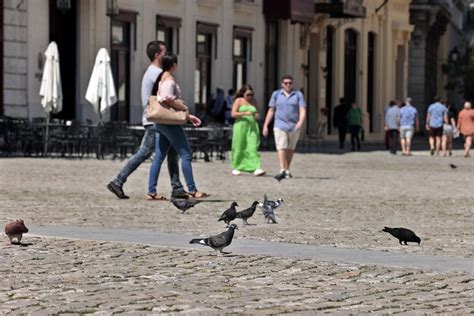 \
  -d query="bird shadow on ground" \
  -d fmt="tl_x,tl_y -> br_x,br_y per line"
9,242 -> 33,247
198,199 -> 234,203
